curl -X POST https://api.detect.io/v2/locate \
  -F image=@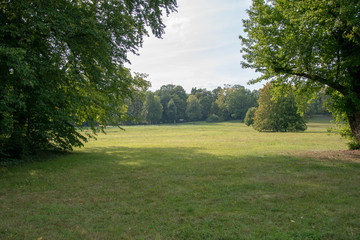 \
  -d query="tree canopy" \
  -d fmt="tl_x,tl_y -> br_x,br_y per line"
186,95 -> 202,122
142,92 -> 163,124
0,0 -> 177,159
156,84 -> 187,123
244,107 -> 256,126
240,0 -> 360,147
253,83 -> 307,132
213,85 -> 258,121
